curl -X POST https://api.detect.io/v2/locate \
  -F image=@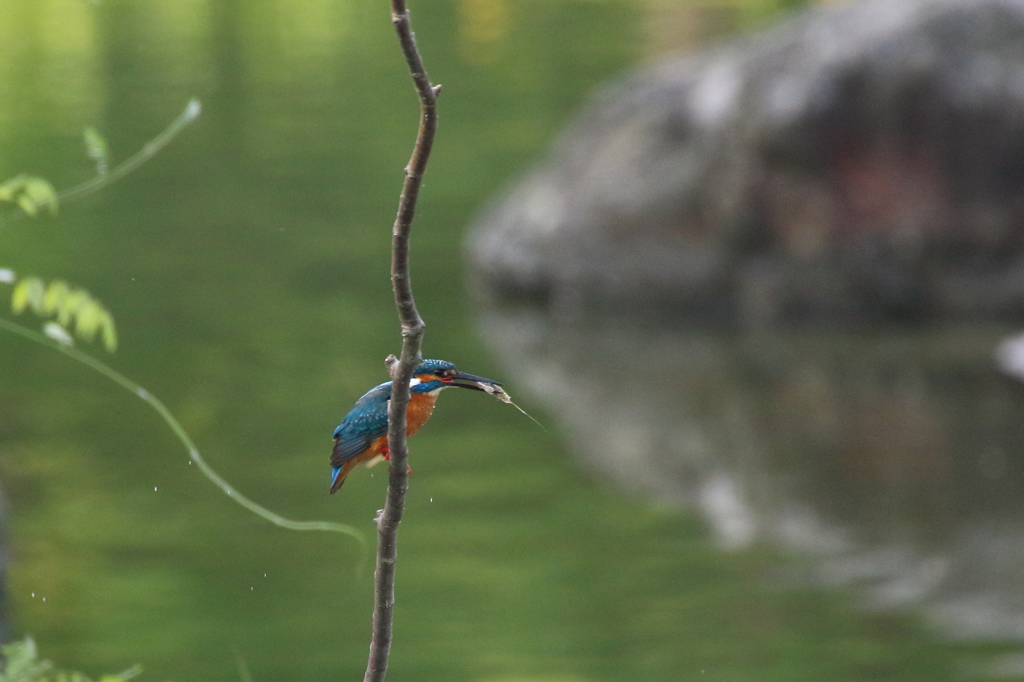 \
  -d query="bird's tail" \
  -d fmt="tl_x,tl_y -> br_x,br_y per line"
329,465 -> 345,494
